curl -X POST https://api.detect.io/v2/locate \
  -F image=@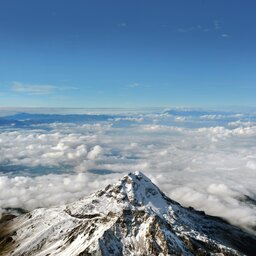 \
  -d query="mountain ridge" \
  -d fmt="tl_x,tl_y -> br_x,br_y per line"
0,171 -> 255,255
